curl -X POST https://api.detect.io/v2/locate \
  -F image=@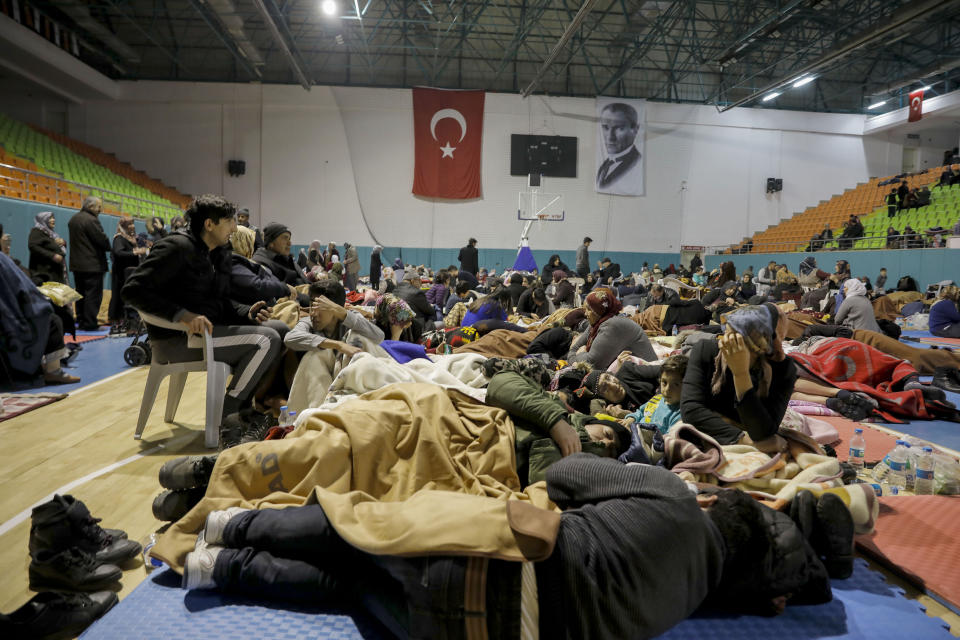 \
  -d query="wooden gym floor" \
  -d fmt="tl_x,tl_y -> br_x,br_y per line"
0,352 -> 957,636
